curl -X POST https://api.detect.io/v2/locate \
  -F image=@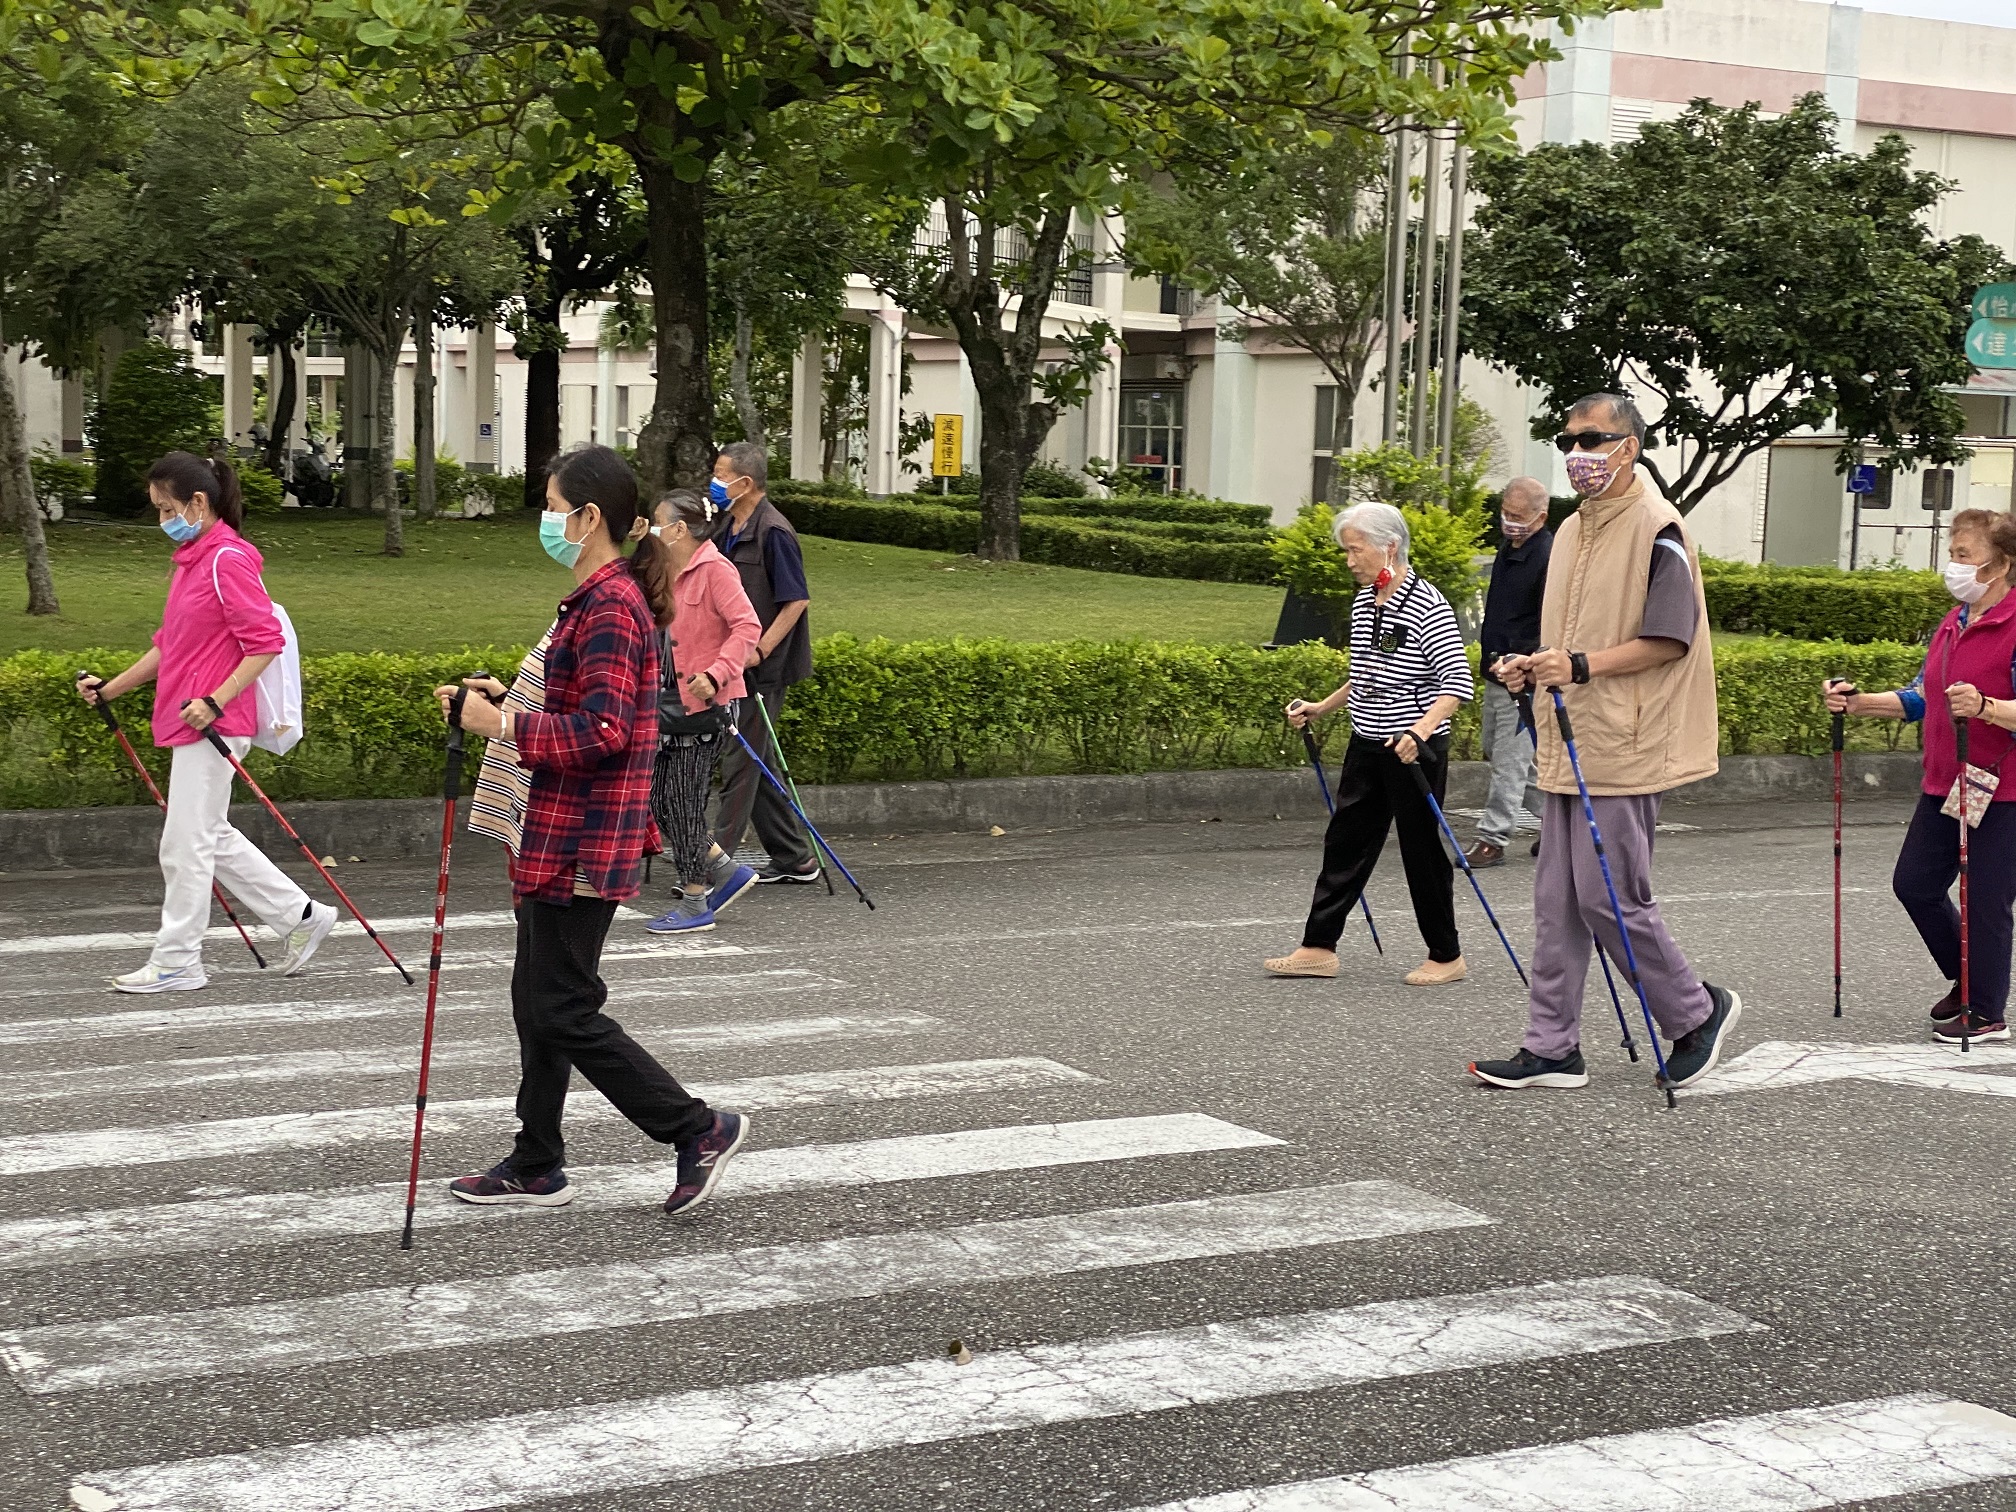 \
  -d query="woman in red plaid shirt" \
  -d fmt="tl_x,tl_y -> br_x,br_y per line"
434,444 -> 747,1217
